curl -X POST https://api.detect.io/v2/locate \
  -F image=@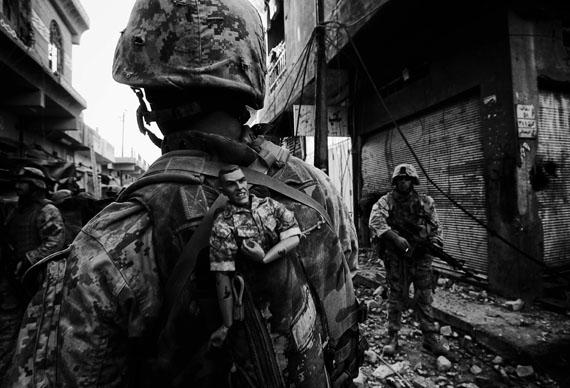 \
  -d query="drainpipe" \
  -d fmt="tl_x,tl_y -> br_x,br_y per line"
314,0 -> 328,173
